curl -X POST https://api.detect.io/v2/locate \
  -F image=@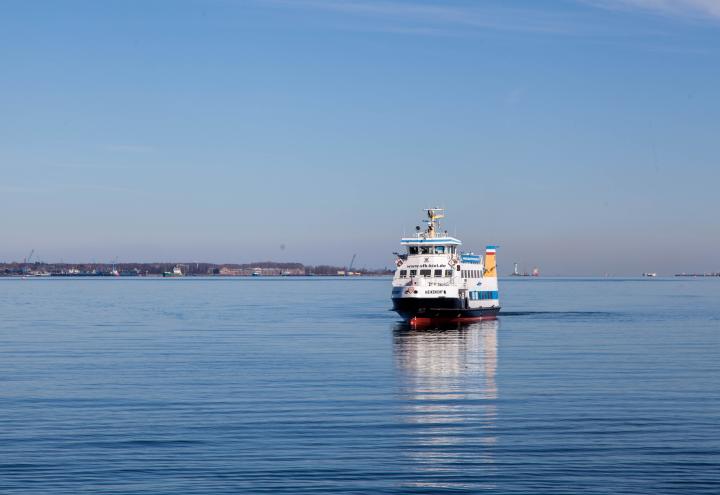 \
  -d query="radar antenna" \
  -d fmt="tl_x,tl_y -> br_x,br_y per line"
422,207 -> 445,238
